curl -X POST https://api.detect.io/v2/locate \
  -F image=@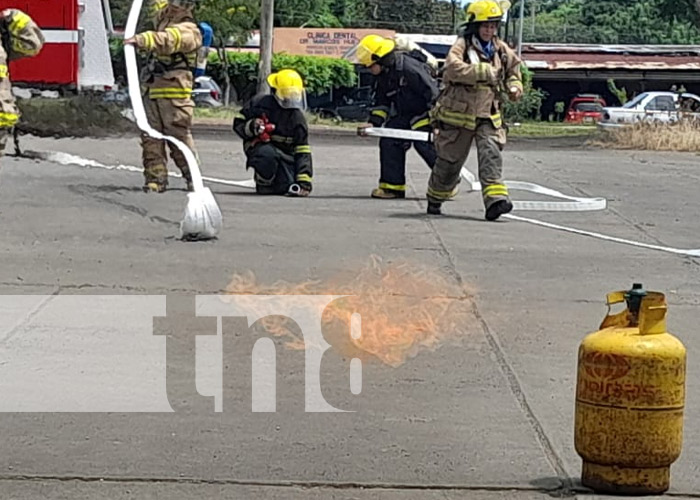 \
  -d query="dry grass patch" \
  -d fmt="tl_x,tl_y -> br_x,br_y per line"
591,120 -> 700,152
